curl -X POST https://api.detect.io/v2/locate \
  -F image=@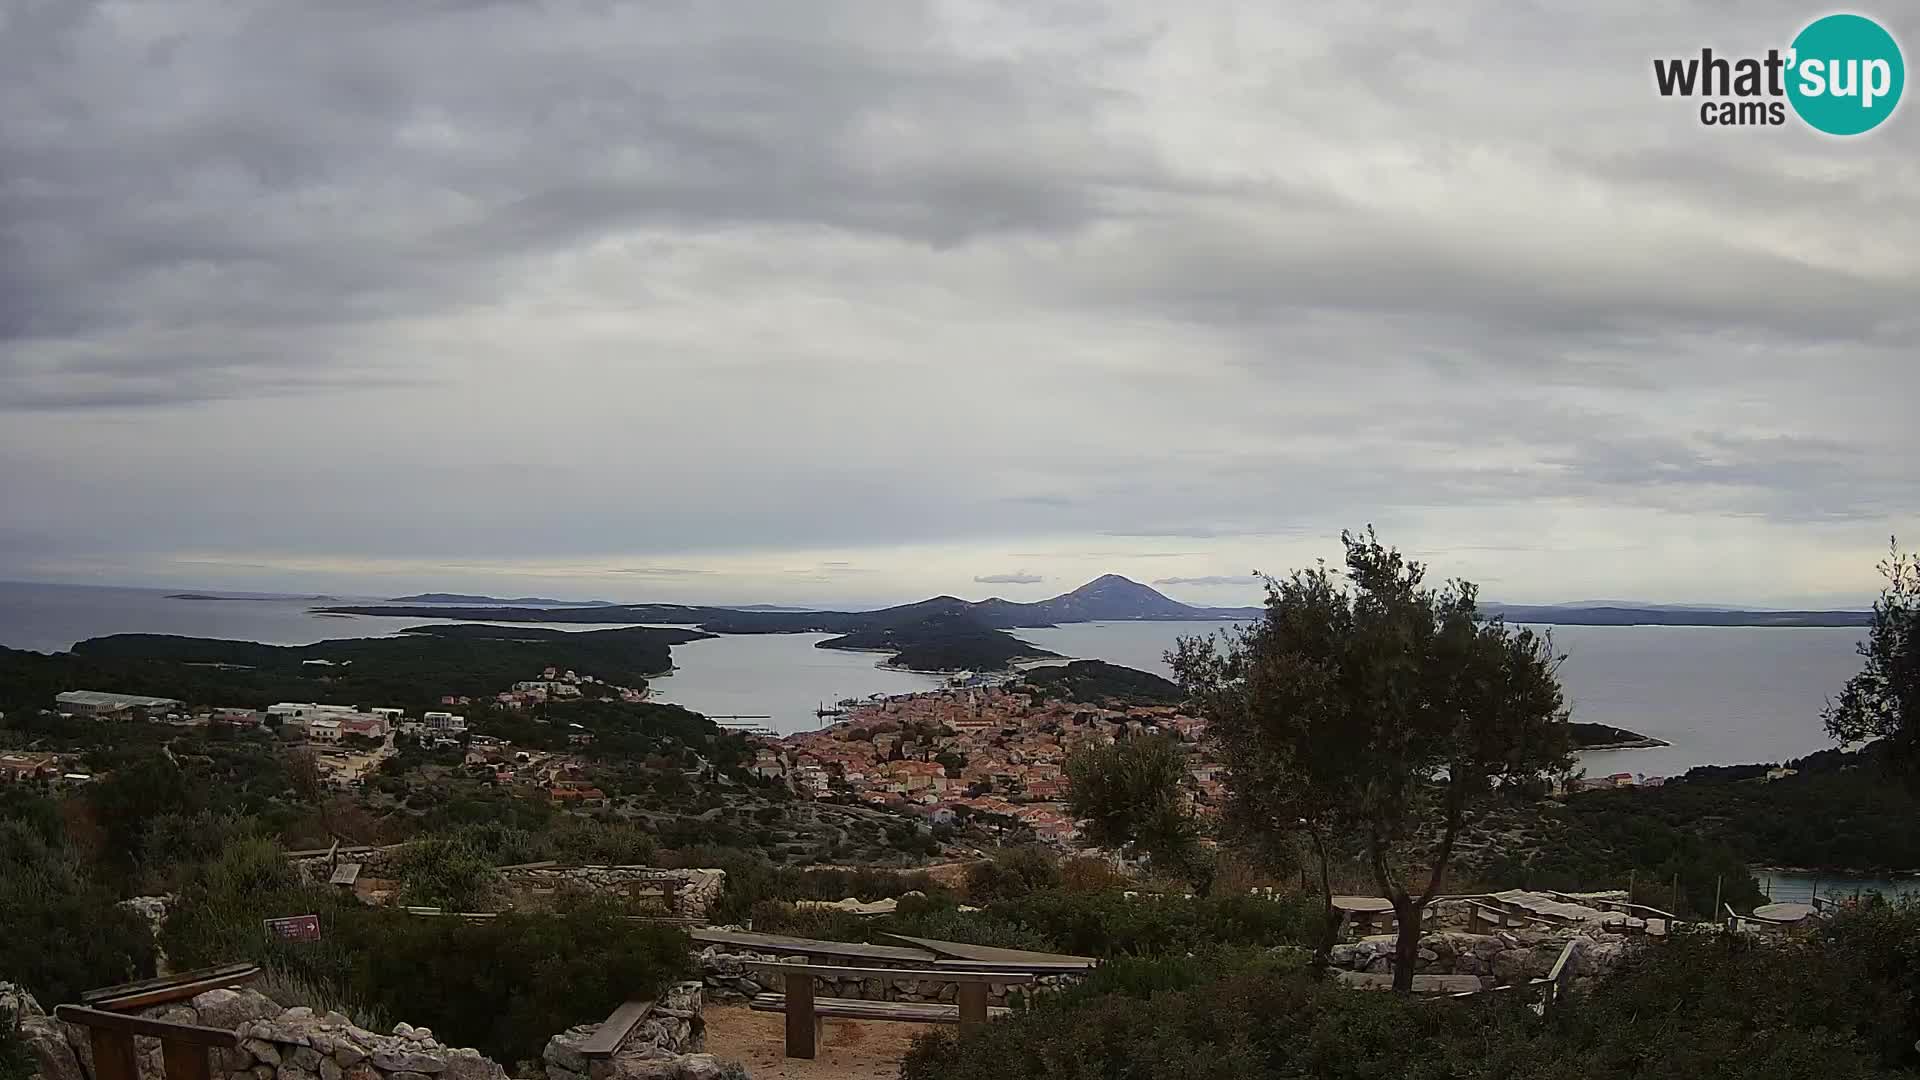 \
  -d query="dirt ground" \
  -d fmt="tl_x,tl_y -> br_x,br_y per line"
702,1003 -> 936,1080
